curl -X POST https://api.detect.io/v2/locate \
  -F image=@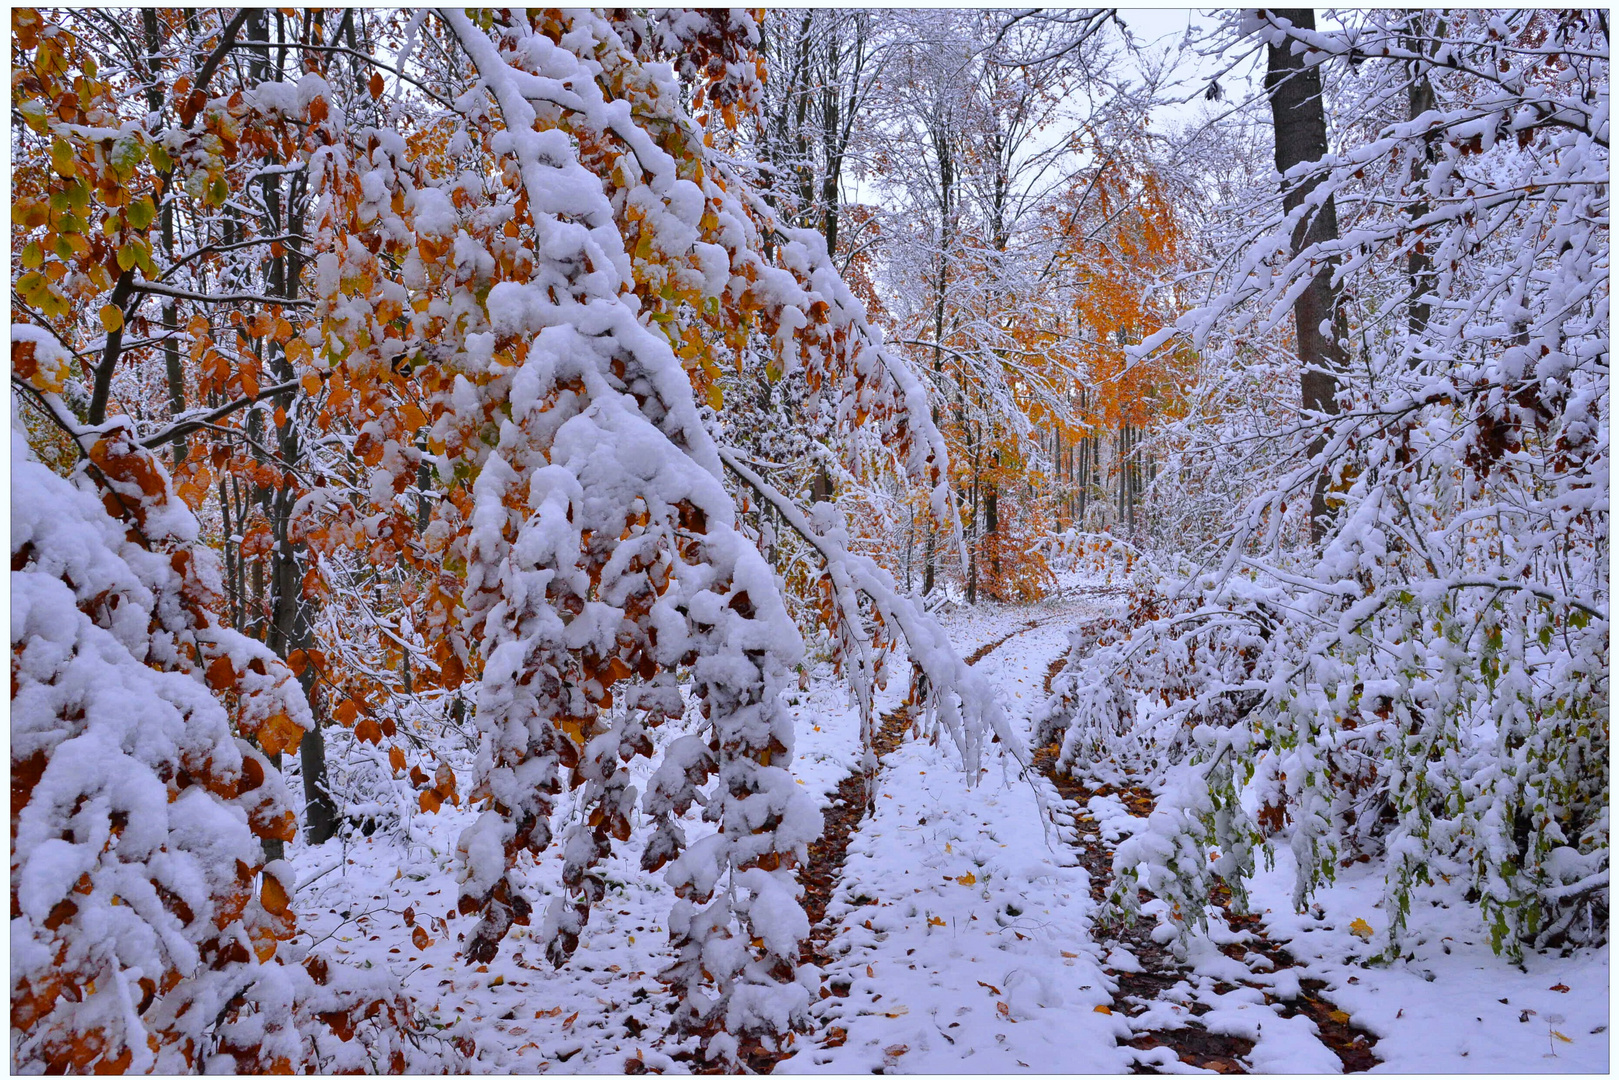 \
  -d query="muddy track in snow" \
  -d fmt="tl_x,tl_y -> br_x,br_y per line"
1034,652 -> 1380,1074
